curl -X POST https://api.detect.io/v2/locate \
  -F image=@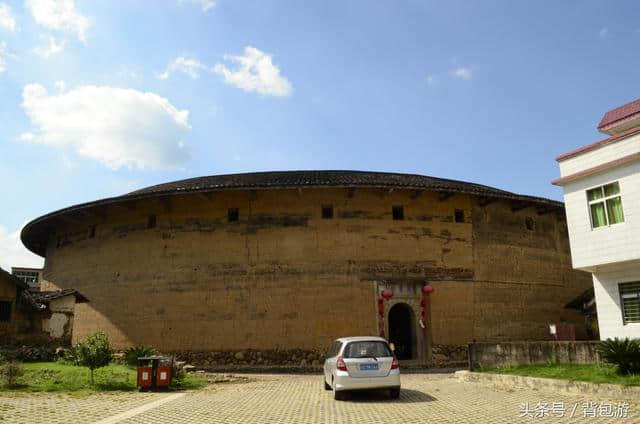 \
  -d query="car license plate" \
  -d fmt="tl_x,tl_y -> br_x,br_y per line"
360,363 -> 379,371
